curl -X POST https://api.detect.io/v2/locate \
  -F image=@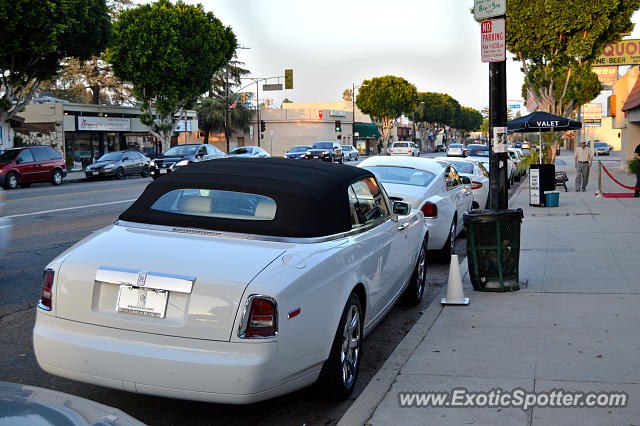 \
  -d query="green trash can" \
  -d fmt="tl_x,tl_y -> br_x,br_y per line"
463,209 -> 524,292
